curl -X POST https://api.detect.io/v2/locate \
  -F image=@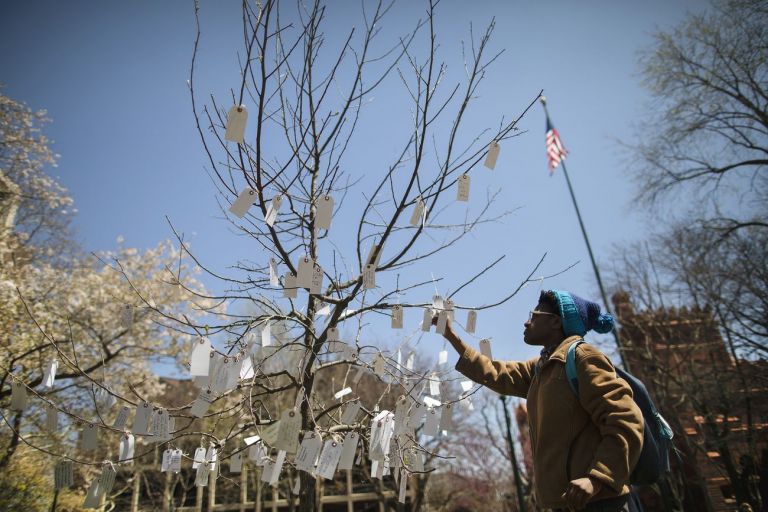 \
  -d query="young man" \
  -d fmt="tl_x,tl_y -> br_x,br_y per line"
441,290 -> 643,512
